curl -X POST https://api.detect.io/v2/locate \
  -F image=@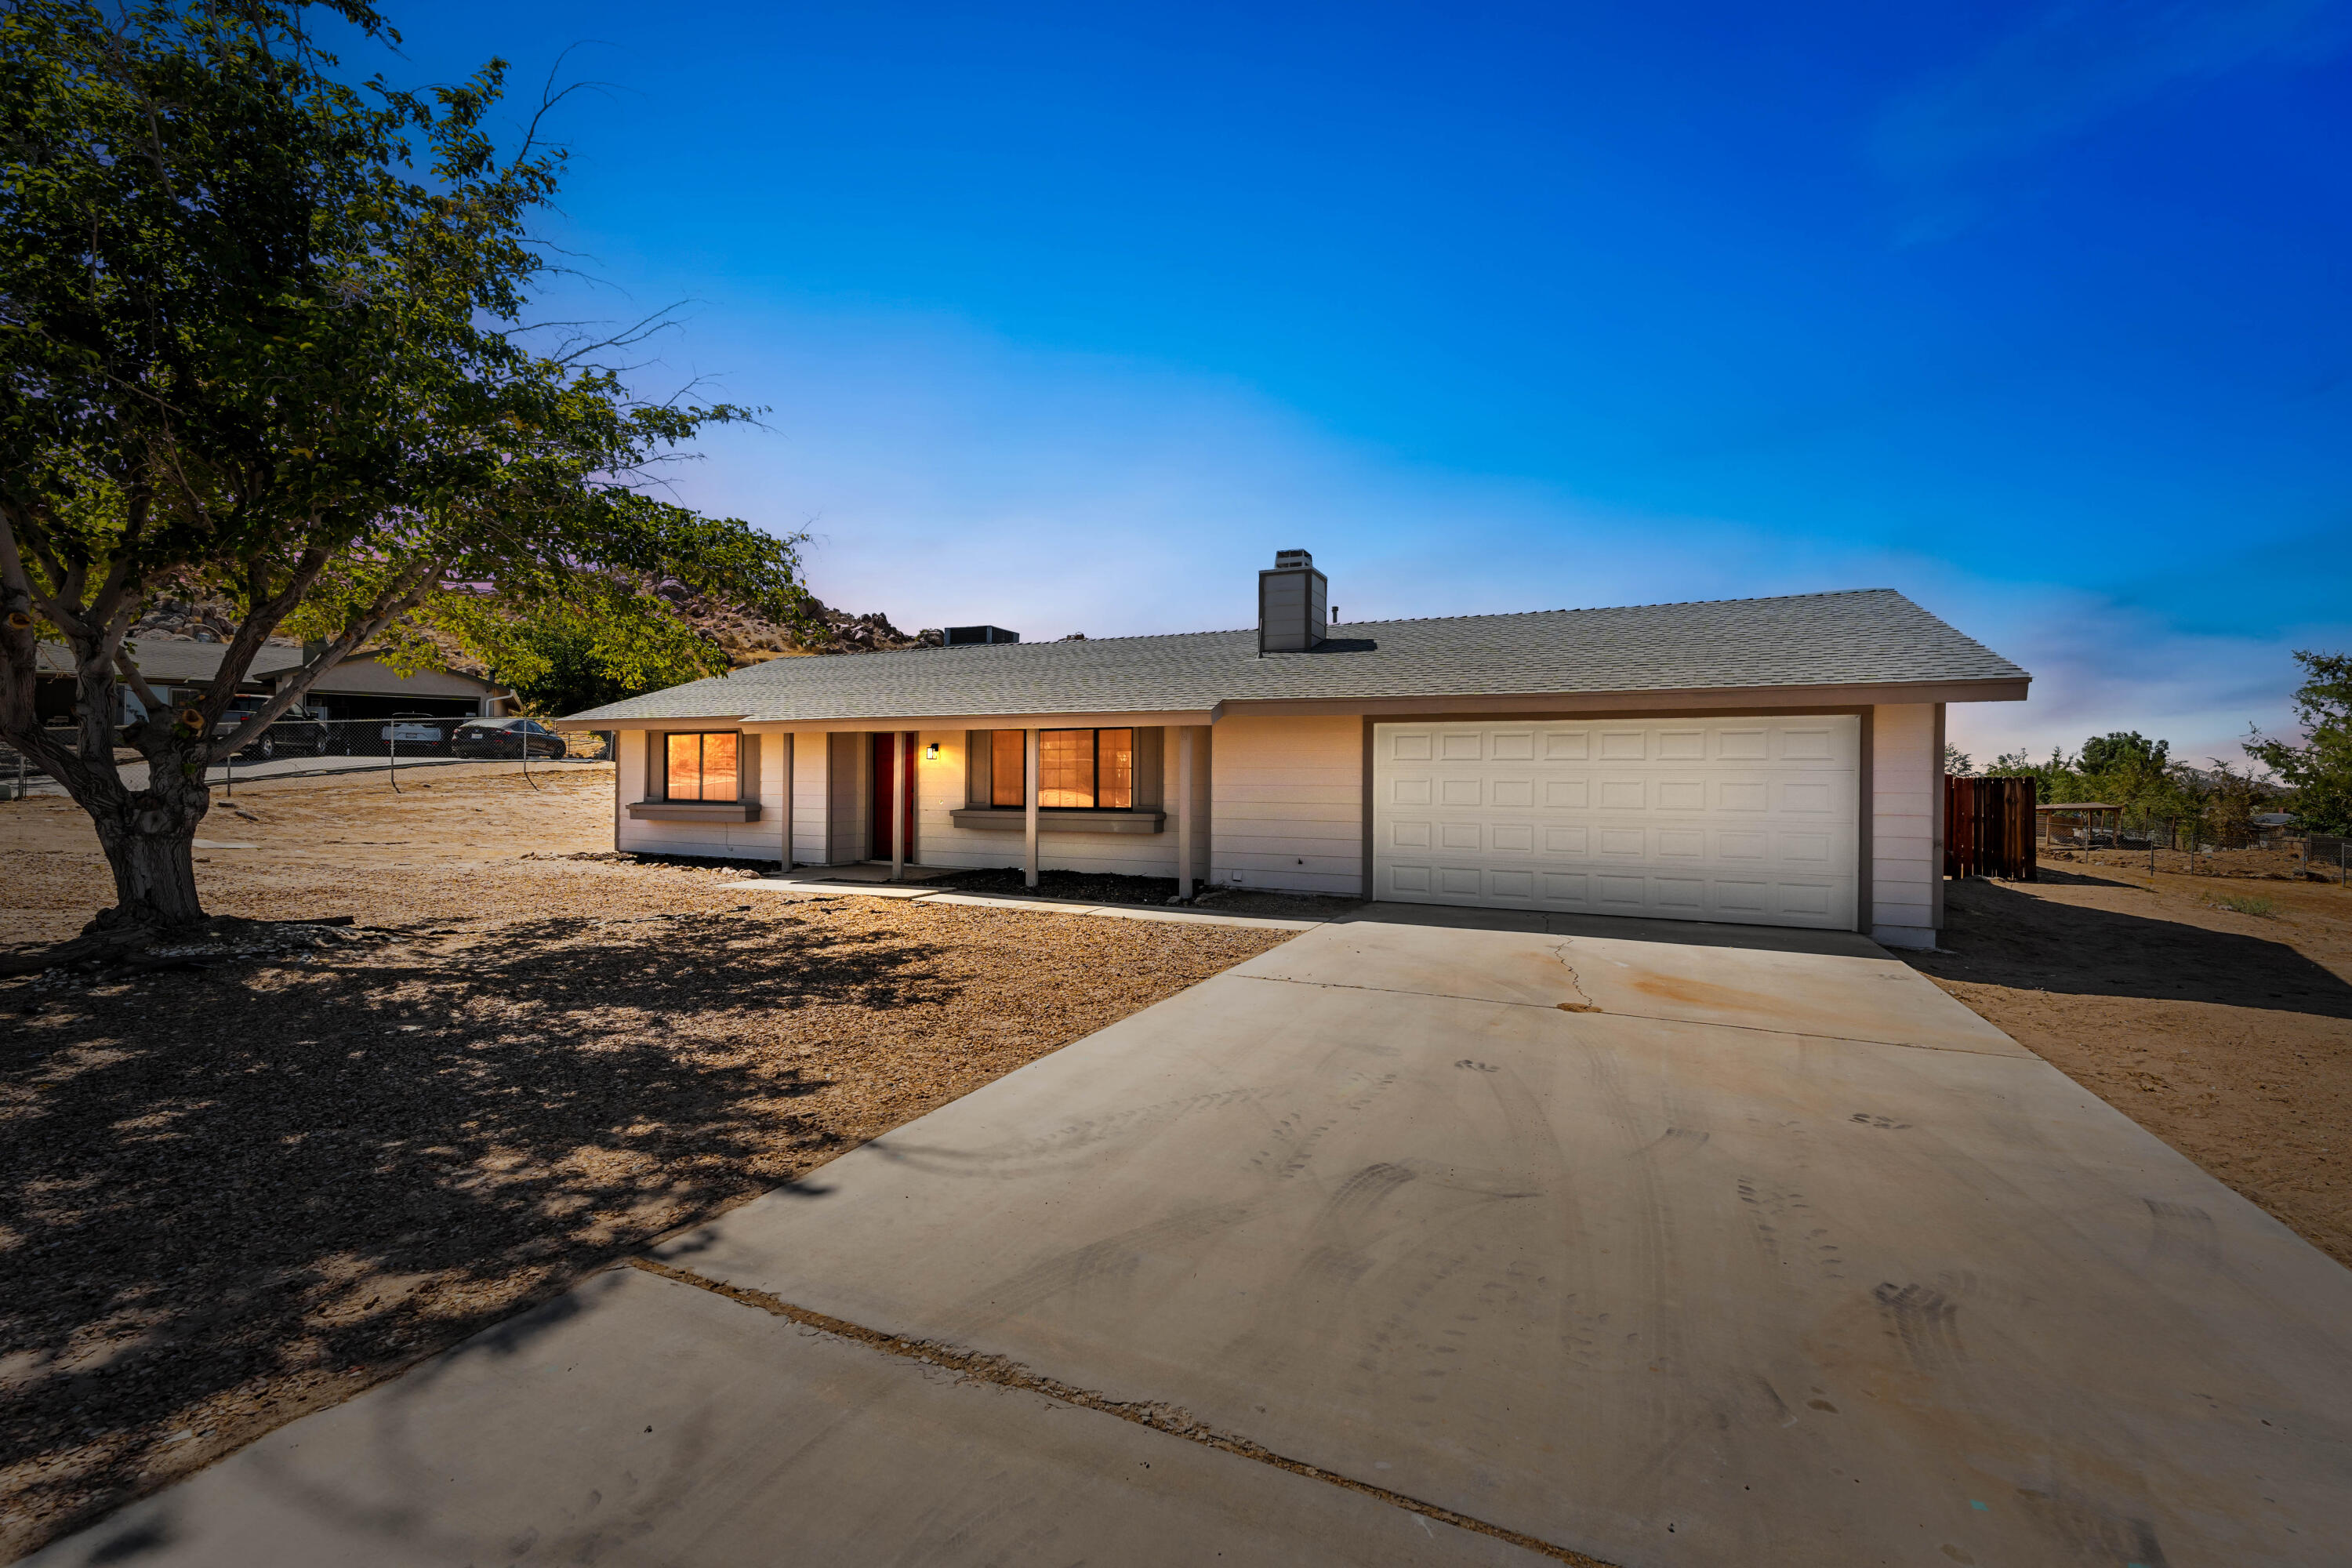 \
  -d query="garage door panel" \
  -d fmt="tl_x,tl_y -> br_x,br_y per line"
1375,718 -> 1858,931
1657,780 -> 1707,811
